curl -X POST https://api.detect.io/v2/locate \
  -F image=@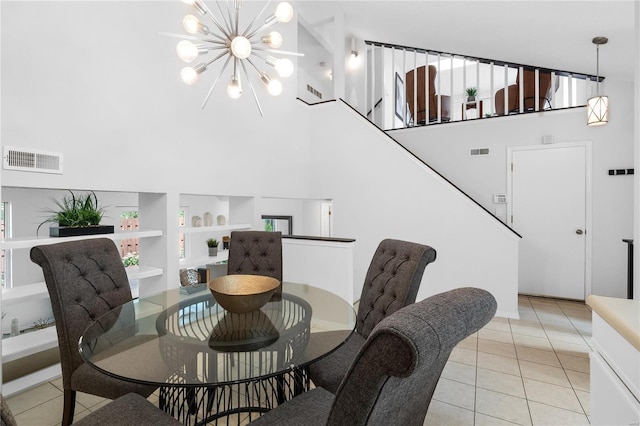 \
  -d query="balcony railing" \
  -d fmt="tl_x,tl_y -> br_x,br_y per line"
365,40 -> 604,131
